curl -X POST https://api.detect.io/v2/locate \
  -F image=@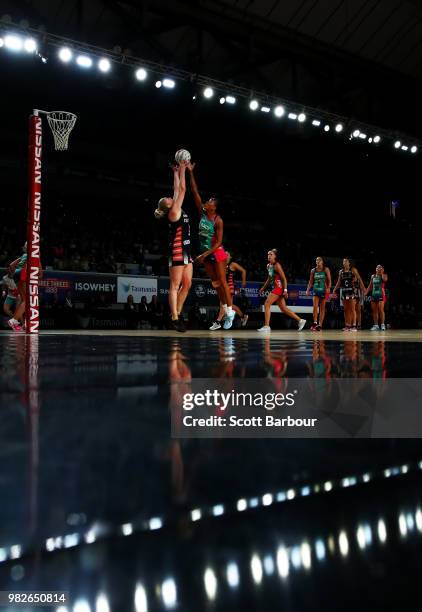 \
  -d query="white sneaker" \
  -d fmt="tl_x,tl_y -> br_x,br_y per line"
380,324 -> 386,331
370,325 -> 379,331
209,321 -> 222,331
257,325 -> 271,332
241,314 -> 249,327
223,309 -> 236,330
298,319 -> 306,331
